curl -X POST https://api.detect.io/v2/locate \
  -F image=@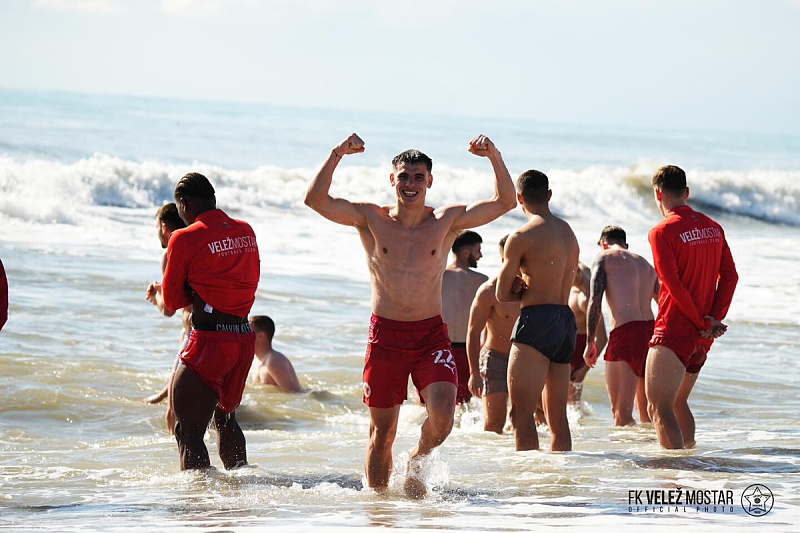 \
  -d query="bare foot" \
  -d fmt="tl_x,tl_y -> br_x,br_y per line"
404,474 -> 426,499
404,457 -> 427,499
